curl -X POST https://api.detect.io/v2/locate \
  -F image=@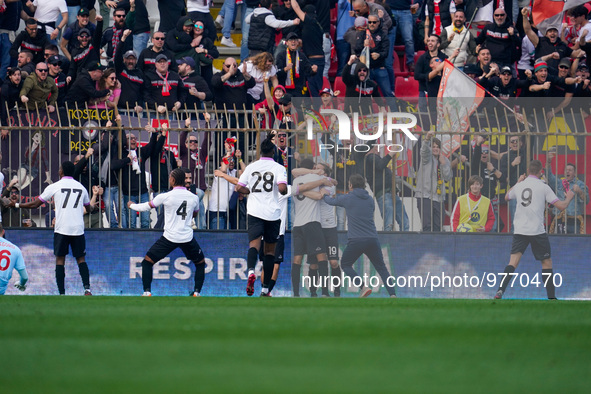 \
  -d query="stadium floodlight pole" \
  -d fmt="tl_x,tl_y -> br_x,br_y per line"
452,7 -> 479,66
